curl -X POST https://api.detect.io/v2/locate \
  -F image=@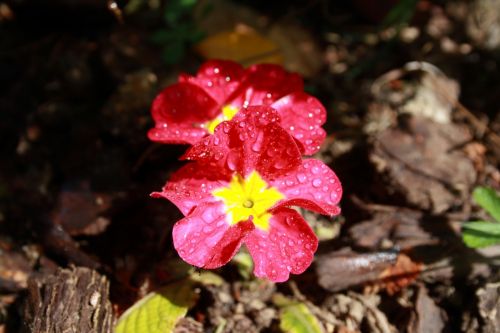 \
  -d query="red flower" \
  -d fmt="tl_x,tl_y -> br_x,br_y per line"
148,60 -> 327,155
152,106 -> 342,282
